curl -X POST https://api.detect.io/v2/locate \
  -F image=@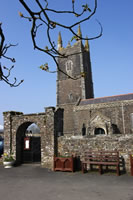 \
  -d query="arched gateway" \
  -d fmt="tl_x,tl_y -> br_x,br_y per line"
3,108 -> 56,168
16,122 -> 41,164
